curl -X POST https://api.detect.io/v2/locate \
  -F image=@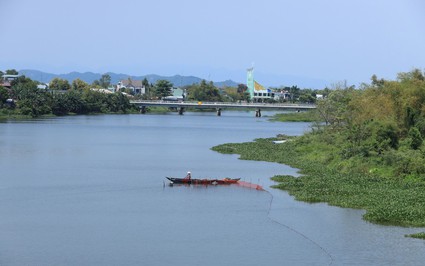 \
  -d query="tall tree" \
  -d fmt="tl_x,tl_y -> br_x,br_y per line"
142,78 -> 150,88
153,80 -> 173,98
50,78 -> 71,91
99,74 -> 111,88
289,86 -> 300,103
0,86 -> 9,107
5,69 -> 18,75
316,86 -> 355,127
187,80 -> 222,102
142,77 -> 150,97
237,84 -> 247,93
72,79 -> 89,90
